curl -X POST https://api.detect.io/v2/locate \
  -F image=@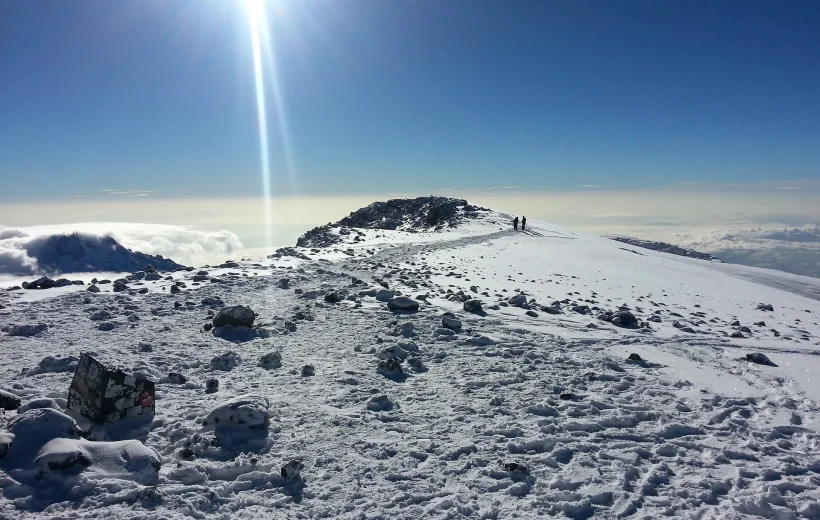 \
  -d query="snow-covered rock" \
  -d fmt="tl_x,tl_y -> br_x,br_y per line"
34,438 -> 160,484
